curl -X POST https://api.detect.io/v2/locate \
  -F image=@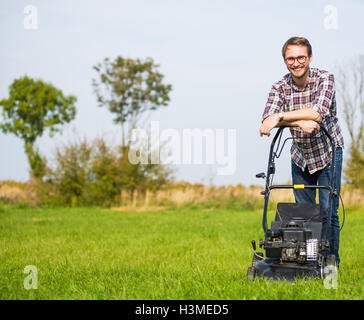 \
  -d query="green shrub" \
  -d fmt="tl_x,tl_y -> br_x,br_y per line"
38,136 -> 173,207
